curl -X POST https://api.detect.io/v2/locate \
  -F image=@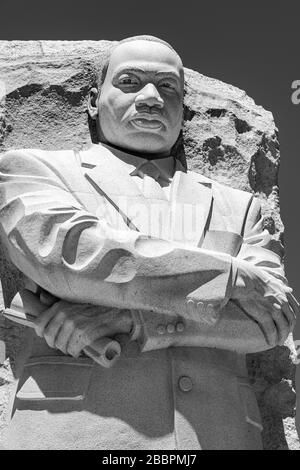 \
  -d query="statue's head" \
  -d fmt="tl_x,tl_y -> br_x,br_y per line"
88,35 -> 184,157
